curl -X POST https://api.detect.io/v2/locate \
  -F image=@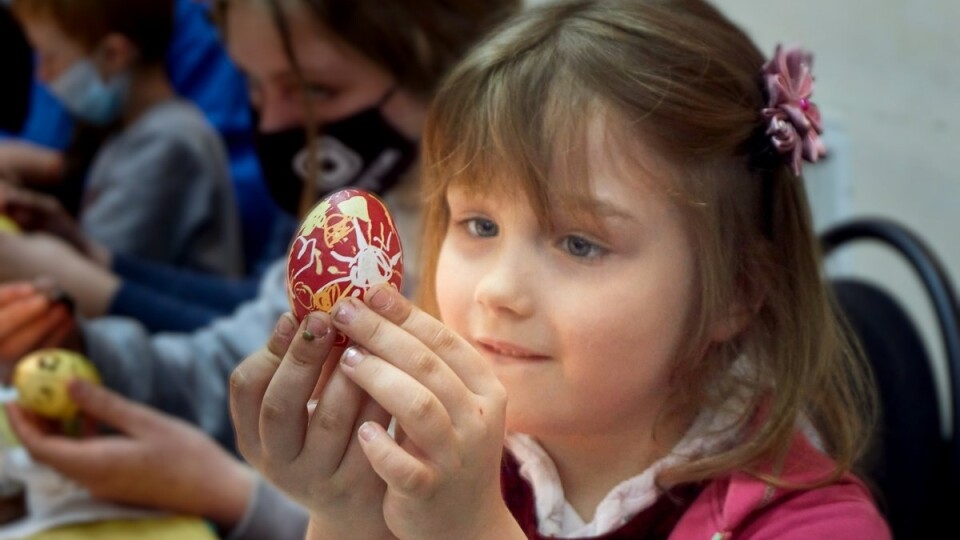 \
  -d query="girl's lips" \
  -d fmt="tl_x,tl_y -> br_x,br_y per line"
476,338 -> 550,361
